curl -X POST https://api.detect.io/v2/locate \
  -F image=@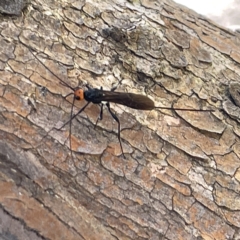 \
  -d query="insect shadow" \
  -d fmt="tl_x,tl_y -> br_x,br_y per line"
27,48 -> 214,159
